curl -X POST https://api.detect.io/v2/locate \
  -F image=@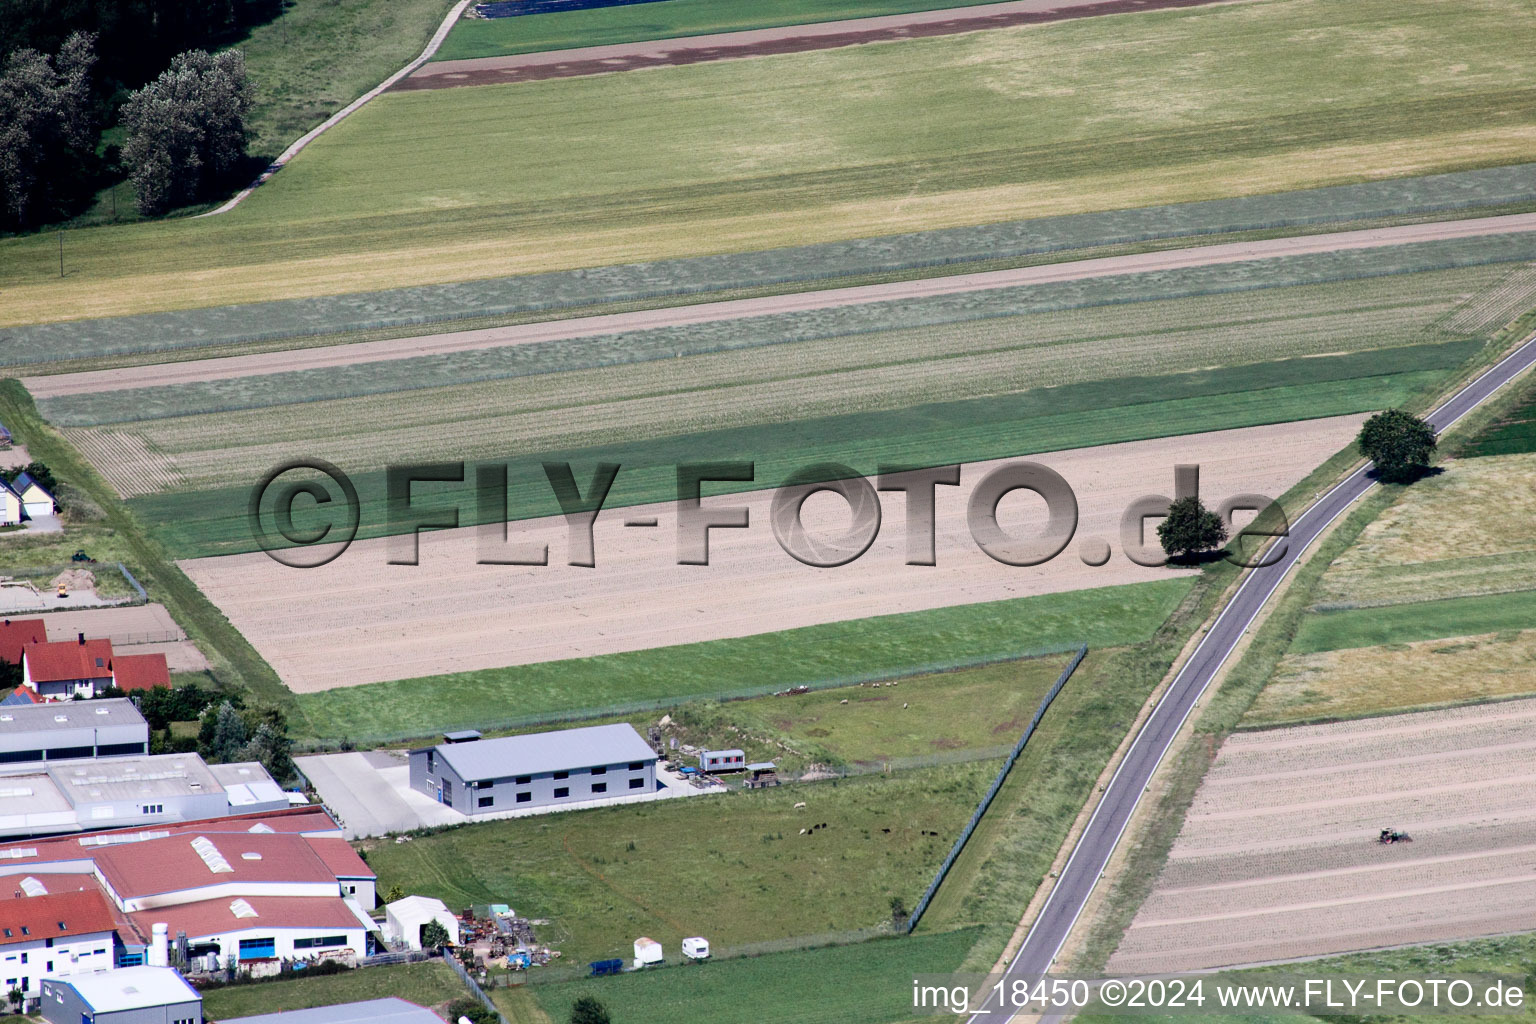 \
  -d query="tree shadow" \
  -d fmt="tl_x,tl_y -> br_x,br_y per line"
1165,548 -> 1230,568
1367,464 -> 1443,485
